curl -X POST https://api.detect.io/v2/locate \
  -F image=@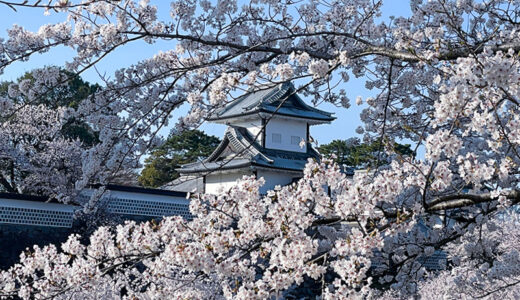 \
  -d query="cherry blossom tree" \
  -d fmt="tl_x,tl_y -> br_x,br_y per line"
0,102 -> 83,201
0,0 -> 520,298
0,67 -> 101,199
